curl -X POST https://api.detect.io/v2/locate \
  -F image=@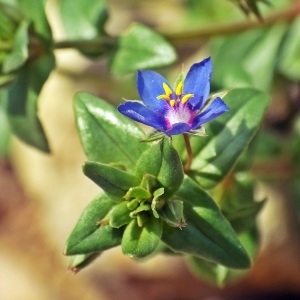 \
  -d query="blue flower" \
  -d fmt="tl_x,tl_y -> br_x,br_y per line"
118,57 -> 229,136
